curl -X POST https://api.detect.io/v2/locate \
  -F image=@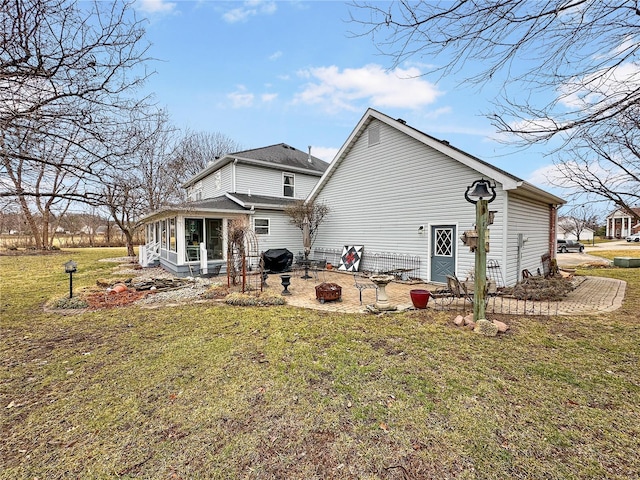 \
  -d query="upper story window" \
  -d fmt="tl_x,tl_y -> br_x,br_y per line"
283,173 -> 295,197
188,181 -> 203,201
